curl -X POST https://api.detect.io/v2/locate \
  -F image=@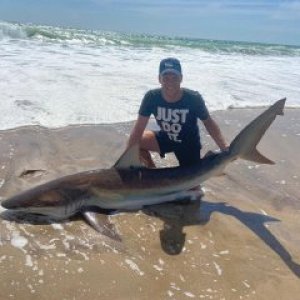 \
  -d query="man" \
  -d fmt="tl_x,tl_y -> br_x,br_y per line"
127,57 -> 228,169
